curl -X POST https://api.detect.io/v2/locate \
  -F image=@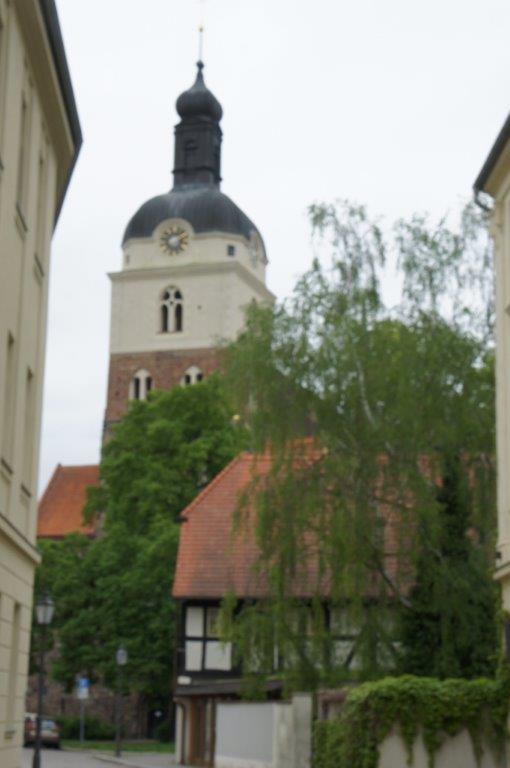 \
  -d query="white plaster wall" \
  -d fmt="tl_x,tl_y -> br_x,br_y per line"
215,695 -> 312,768
0,2 -> 76,766
291,695 -> 313,768
378,728 -> 505,768
273,703 -> 293,768
216,702 -> 275,768
123,219 -> 267,284
490,185 -> 510,603
109,260 -> 274,354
